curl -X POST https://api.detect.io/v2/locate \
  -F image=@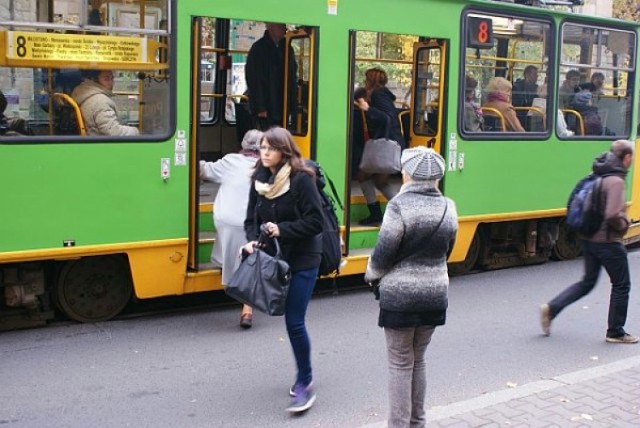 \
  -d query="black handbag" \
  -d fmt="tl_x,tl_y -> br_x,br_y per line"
225,235 -> 291,316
